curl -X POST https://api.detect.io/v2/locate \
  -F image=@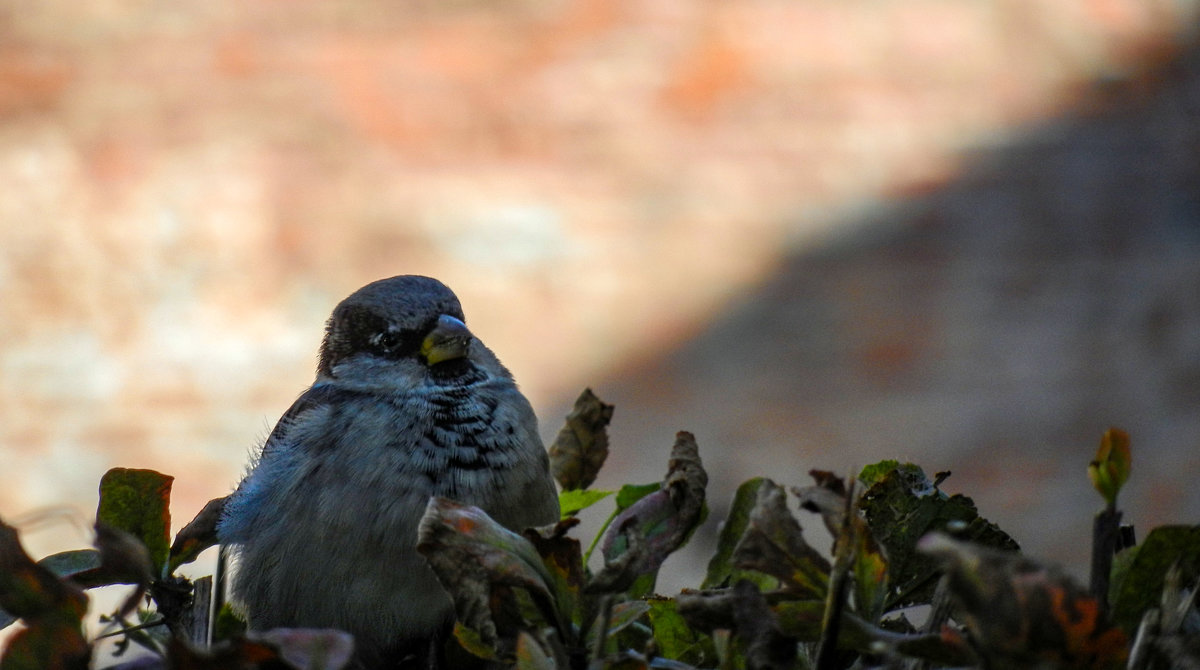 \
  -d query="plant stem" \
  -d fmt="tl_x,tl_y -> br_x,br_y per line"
1089,503 -> 1122,616
582,507 -> 620,567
